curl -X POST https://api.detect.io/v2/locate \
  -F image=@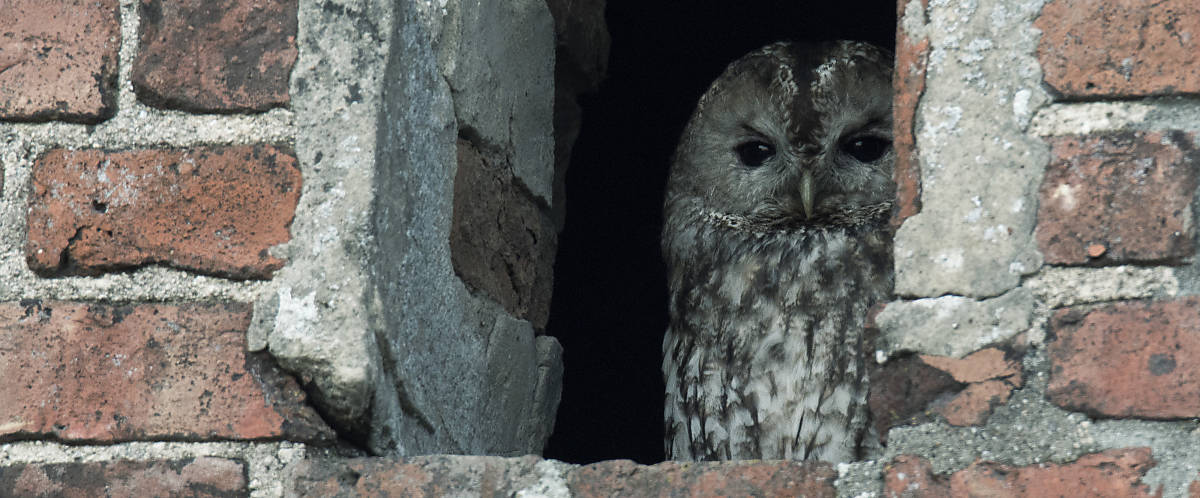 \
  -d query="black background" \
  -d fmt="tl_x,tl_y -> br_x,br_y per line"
544,0 -> 898,464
